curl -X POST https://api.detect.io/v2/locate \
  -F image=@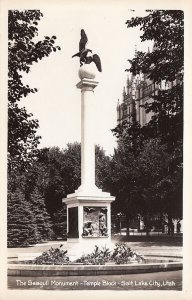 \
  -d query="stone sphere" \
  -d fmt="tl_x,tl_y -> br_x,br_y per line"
78,64 -> 96,80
